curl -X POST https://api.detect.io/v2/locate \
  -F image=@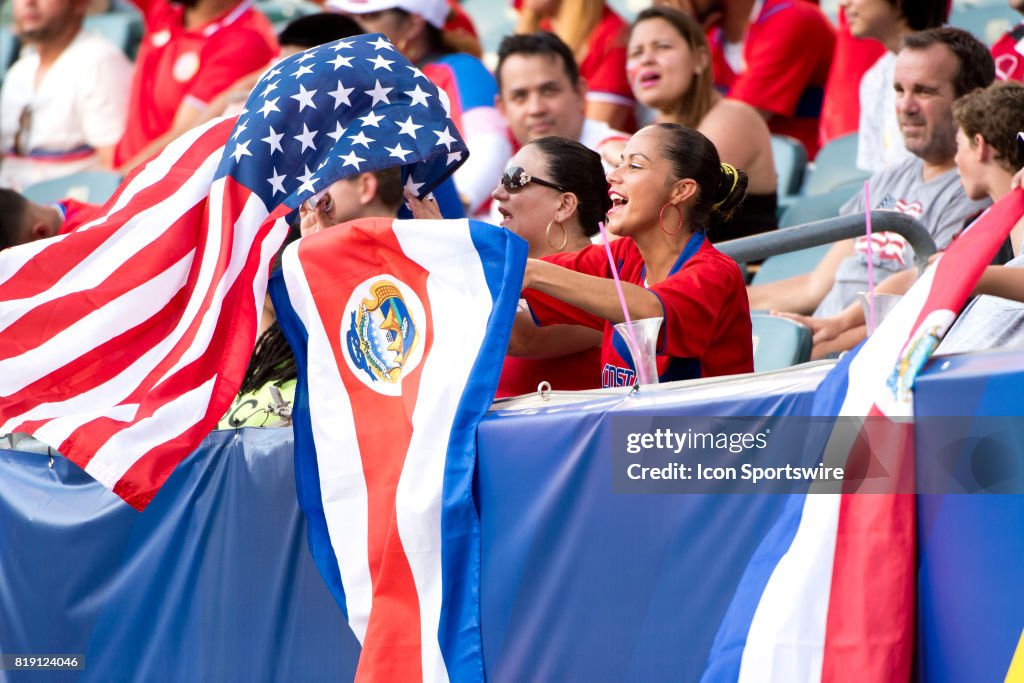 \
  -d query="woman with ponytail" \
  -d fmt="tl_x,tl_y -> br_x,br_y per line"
518,124 -> 754,387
